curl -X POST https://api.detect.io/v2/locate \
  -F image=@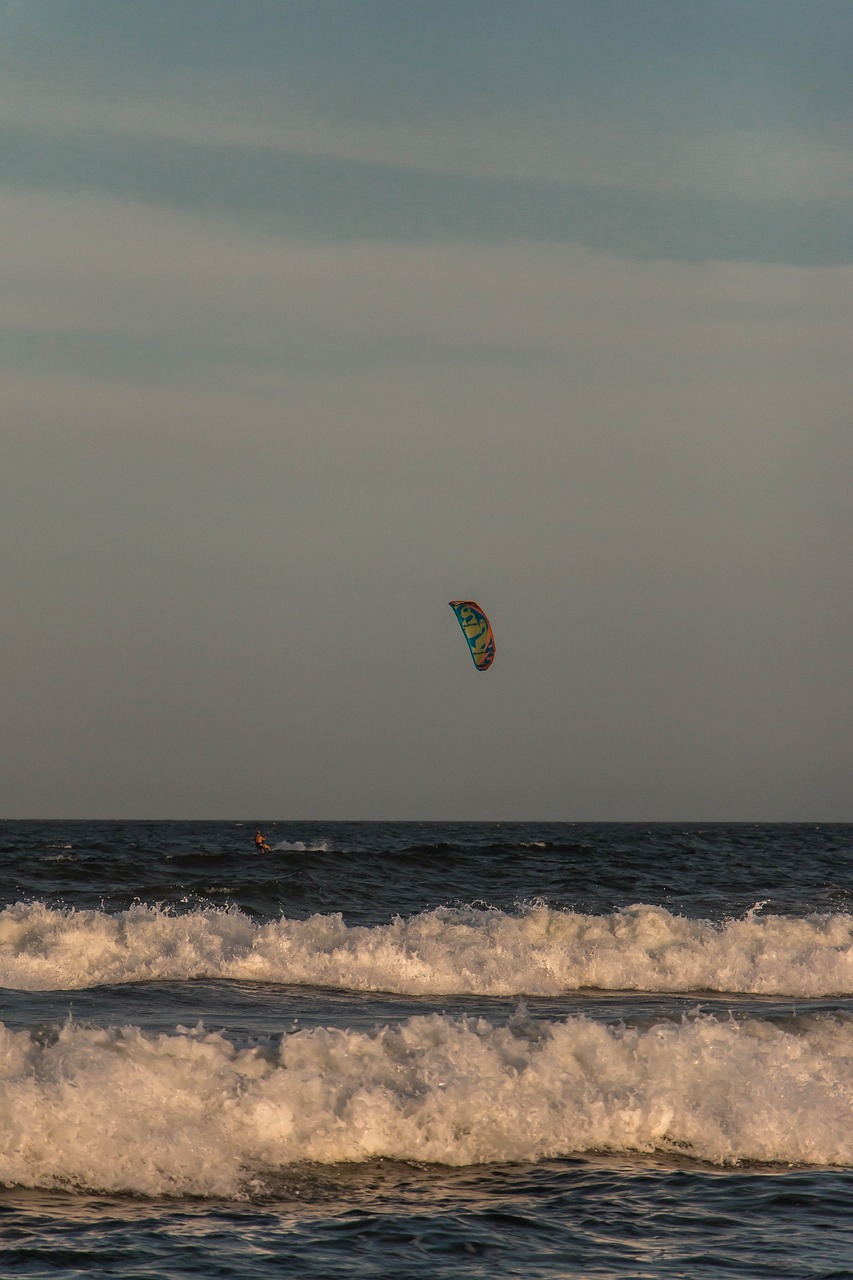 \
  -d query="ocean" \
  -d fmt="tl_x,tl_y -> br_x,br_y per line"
1,820 -> 852,1278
